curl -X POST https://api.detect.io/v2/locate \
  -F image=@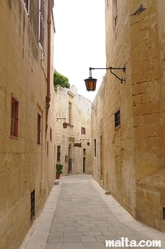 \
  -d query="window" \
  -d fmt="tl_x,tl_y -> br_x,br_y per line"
163,207 -> 165,220
81,127 -> 86,135
23,0 -> 30,13
50,127 -> 52,141
112,0 -> 117,30
30,190 -> 35,220
37,113 -> 41,144
68,102 -> 72,124
11,95 -> 19,139
94,139 -> 96,157
39,0 -> 45,52
57,146 -> 61,162
114,109 -> 120,128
